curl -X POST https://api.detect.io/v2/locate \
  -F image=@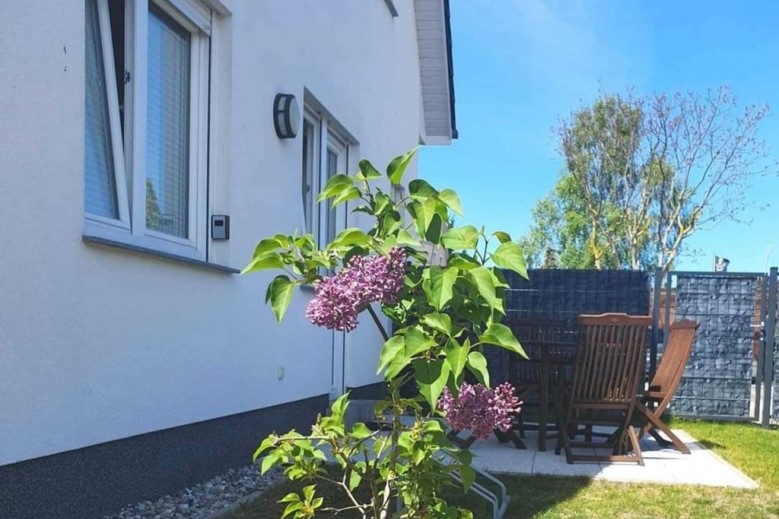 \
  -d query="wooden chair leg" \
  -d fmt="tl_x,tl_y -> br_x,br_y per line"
627,426 -> 644,466
635,402 -> 690,455
553,383 -> 567,456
